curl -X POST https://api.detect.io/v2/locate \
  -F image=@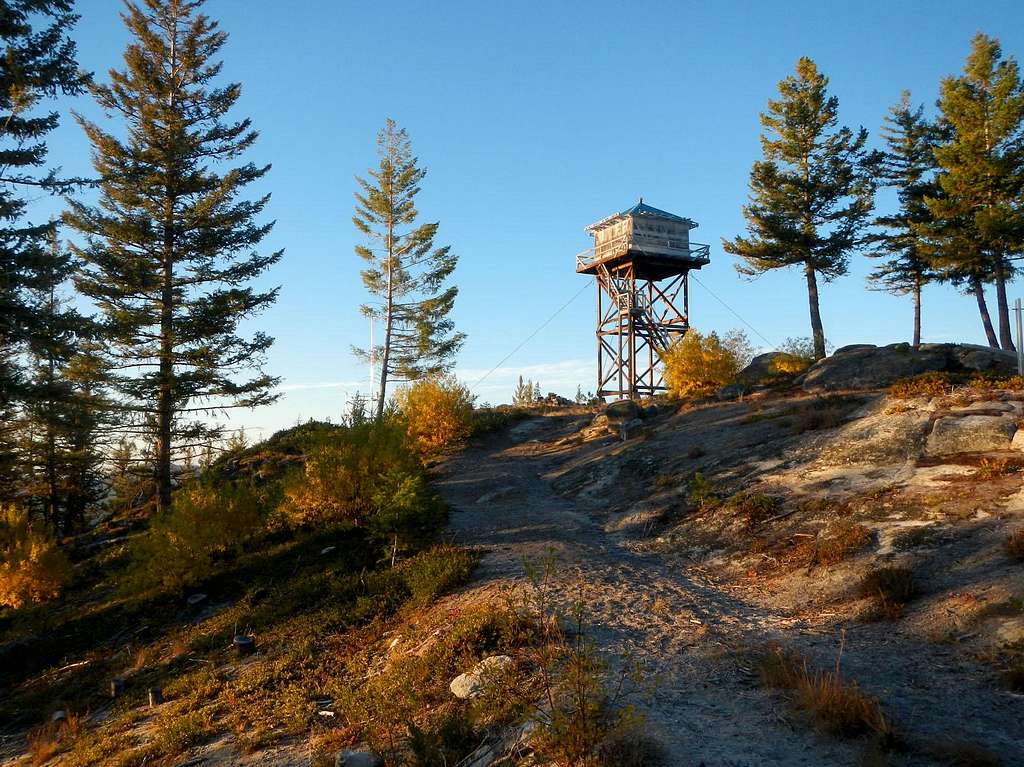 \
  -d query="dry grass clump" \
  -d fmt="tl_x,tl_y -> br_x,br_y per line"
758,644 -> 891,740
889,372 -> 953,399
727,492 -> 781,530
1006,529 -> 1024,561
926,739 -> 1004,767
859,566 -> 916,620
973,458 -> 1018,480
27,712 -> 82,766
814,521 -> 873,566
789,395 -> 851,433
